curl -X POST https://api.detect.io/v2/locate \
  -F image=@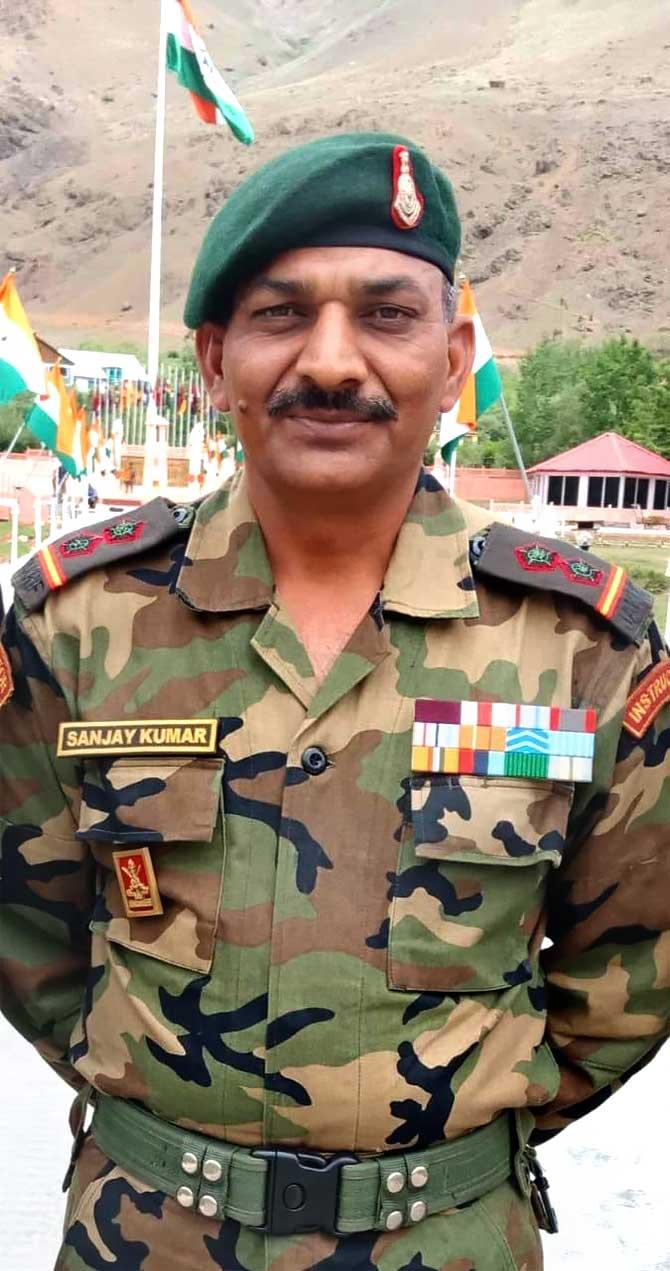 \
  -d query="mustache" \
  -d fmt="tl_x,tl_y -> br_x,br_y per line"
266,385 -> 398,422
